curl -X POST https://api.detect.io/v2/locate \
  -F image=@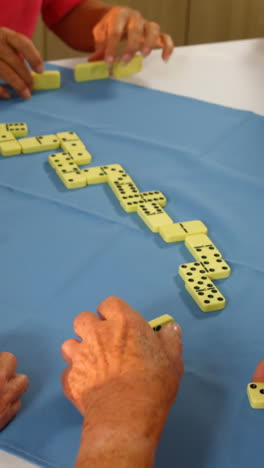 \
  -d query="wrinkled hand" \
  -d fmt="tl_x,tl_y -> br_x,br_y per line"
89,7 -> 174,65
61,296 -> 183,426
0,27 -> 43,100
0,352 -> 29,430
